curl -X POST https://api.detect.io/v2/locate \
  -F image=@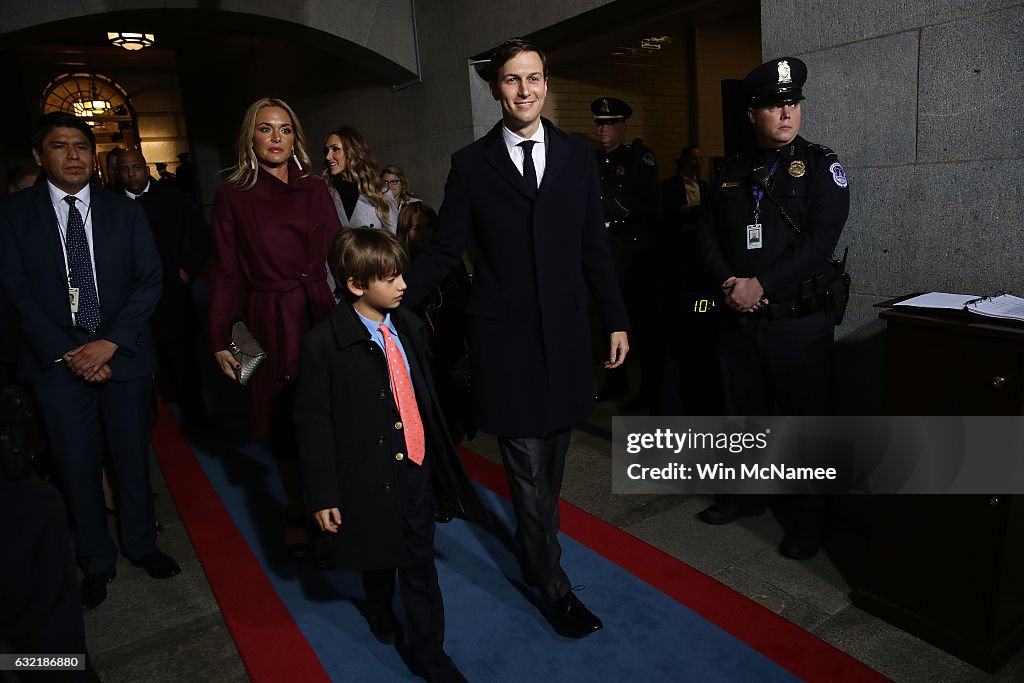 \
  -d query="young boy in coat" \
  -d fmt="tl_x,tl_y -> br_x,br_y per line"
295,227 -> 474,683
